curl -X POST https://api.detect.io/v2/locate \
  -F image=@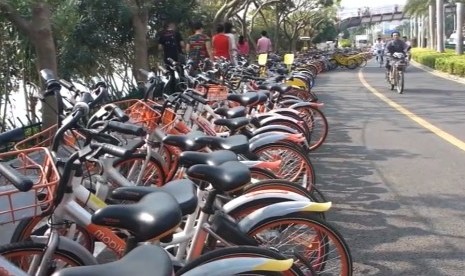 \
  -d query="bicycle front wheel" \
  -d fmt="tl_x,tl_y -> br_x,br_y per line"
396,70 -> 404,94
0,241 -> 88,275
